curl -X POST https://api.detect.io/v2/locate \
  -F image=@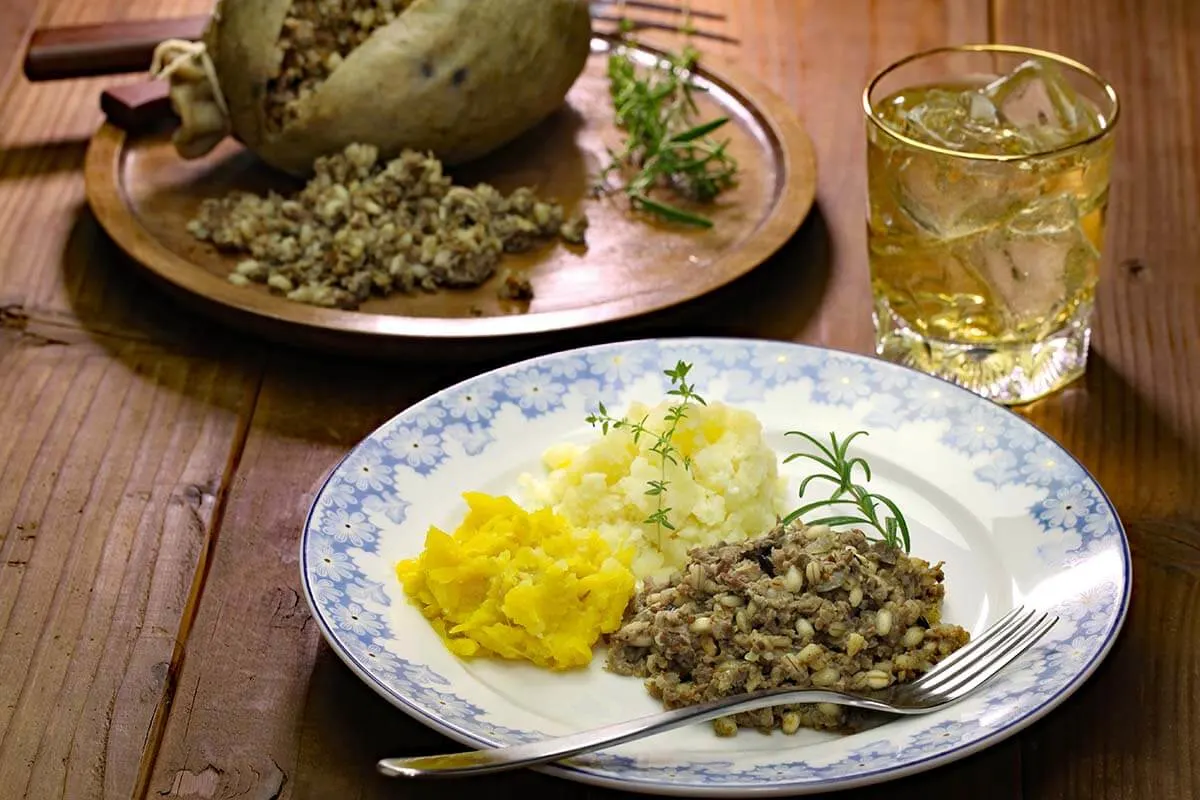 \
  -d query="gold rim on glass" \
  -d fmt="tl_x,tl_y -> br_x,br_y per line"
862,43 -> 1121,162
